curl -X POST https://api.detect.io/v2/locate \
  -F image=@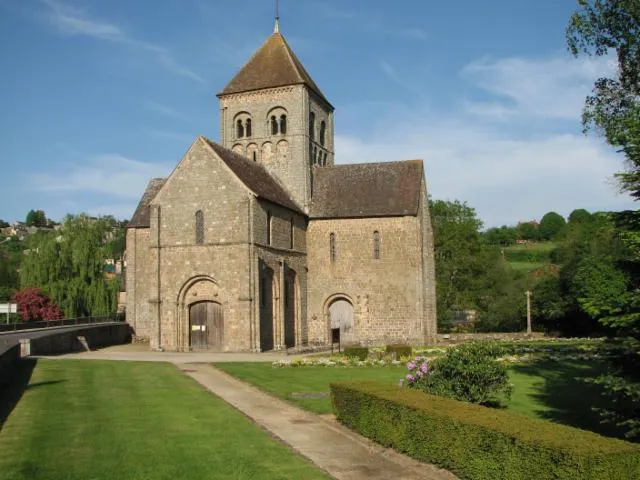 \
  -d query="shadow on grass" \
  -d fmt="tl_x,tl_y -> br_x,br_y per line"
0,358 -> 37,432
510,360 -> 628,440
